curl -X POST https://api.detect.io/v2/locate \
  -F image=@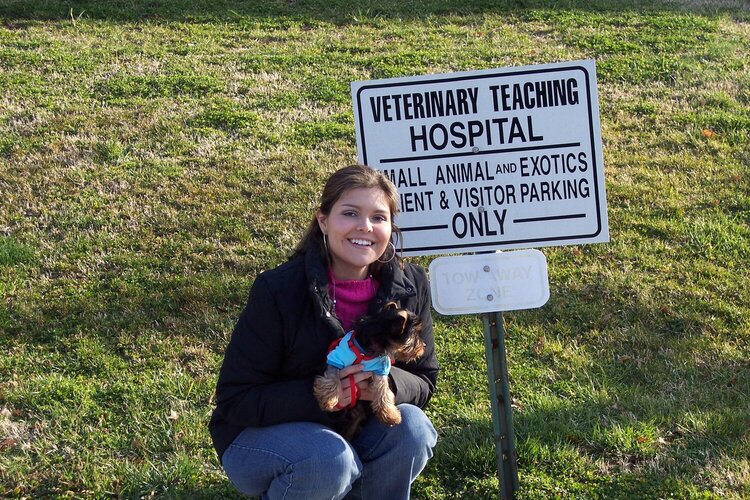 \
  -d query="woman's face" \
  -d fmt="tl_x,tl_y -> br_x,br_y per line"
317,187 -> 393,280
